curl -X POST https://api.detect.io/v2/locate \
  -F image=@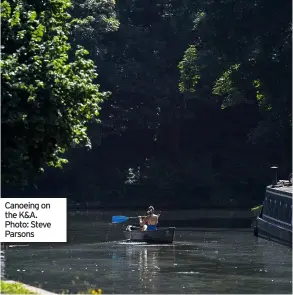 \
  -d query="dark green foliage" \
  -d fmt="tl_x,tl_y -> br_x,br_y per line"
1,0 -> 112,184
179,0 -> 292,180
2,0 -> 291,208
